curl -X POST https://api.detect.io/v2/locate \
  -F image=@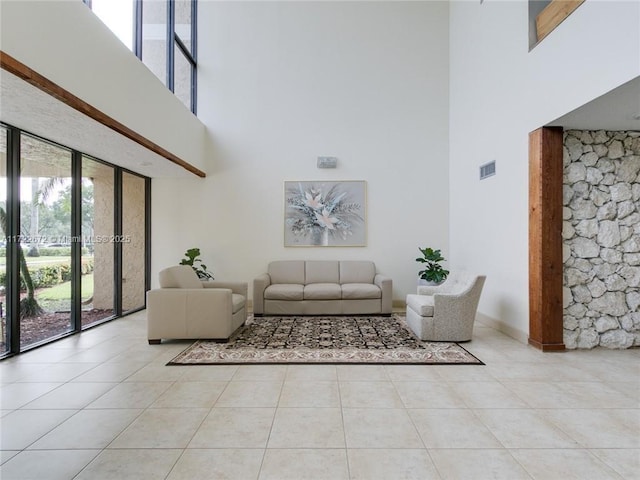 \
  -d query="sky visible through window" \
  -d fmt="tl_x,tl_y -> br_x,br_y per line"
91,0 -> 134,50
